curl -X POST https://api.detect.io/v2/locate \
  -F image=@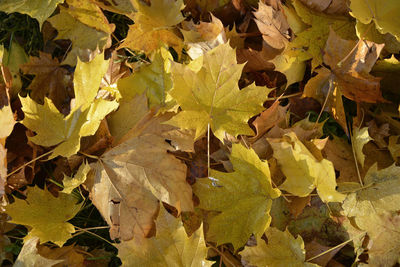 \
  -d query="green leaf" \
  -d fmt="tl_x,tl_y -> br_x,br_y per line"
5,187 -> 82,246
193,143 -> 280,250
167,43 -> 273,141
